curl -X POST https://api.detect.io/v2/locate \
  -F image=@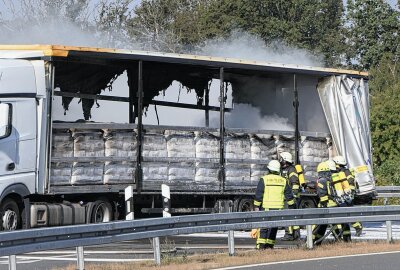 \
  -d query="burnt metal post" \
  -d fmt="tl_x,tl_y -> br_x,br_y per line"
205,88 -> 210,127
136,61 -> 144,194
128,69 -> 135,123
294,74 -> 300,164
219,68 -> 226,192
